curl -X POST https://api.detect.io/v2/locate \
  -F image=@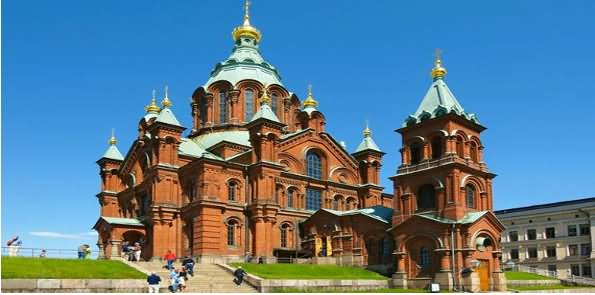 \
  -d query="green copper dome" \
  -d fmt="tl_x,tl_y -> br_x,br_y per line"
205,35 -> 282,88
